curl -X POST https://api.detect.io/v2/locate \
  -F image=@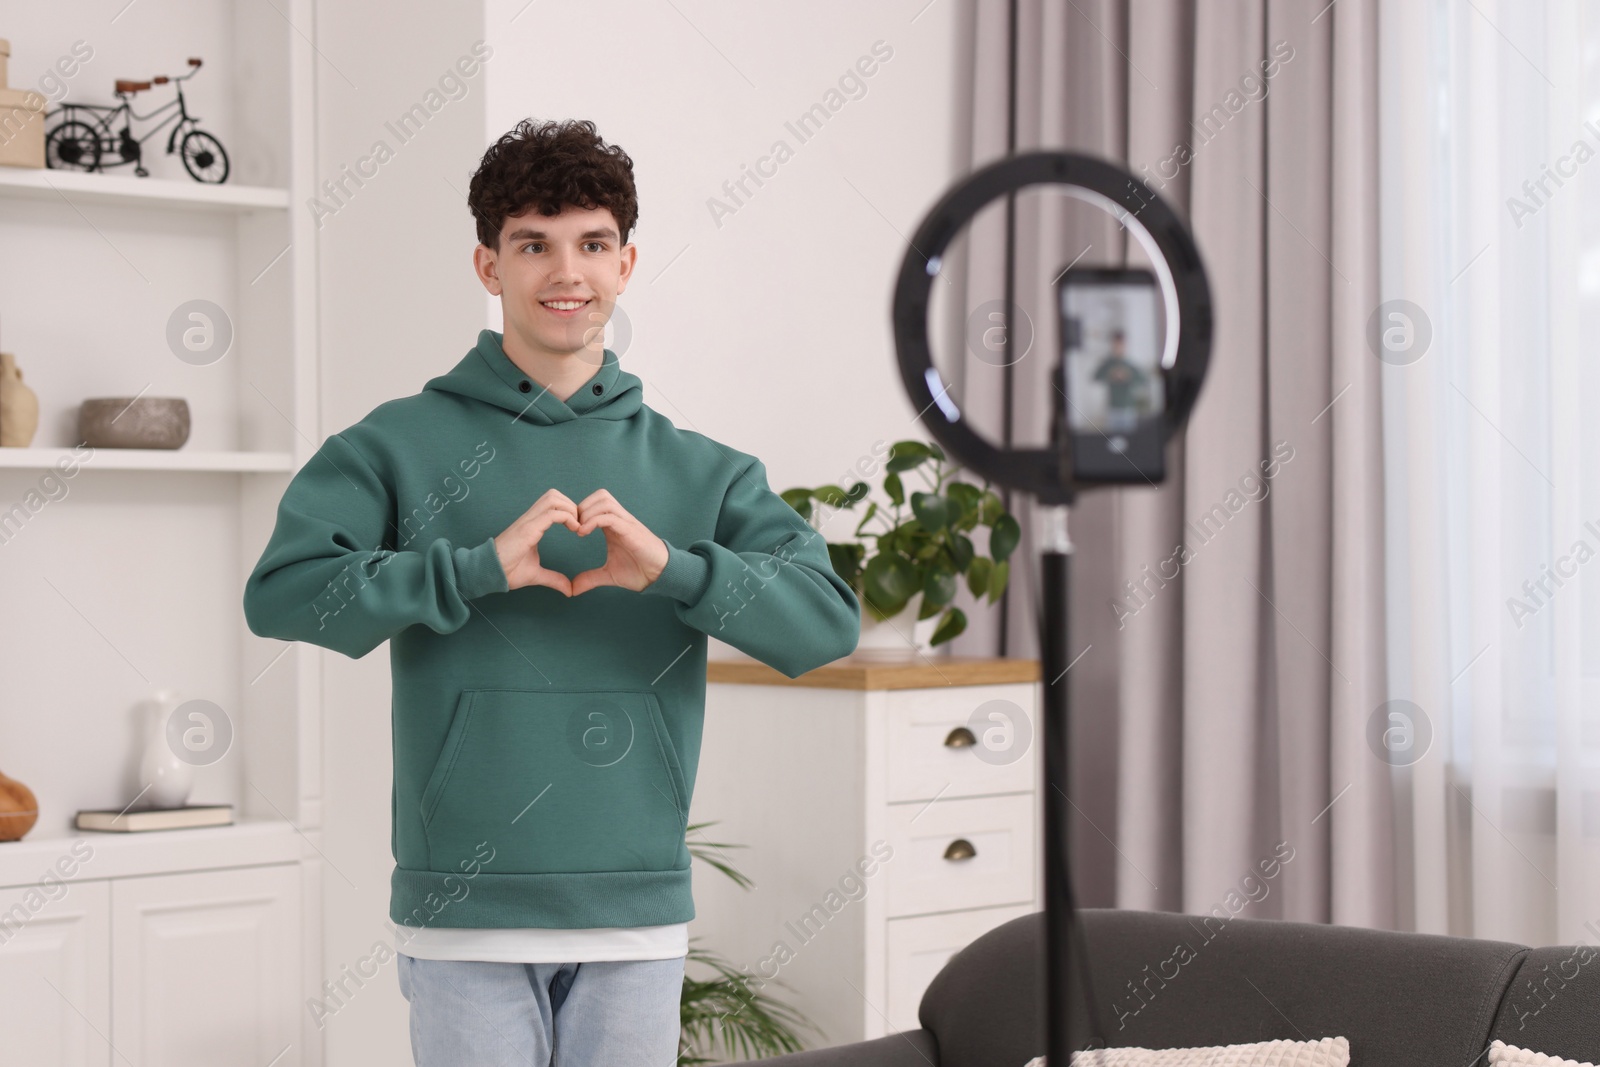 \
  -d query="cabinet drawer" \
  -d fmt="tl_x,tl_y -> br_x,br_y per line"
886,683 -> 1036,803
884,792 -> 1035,917
885,904 -> 1035,1032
